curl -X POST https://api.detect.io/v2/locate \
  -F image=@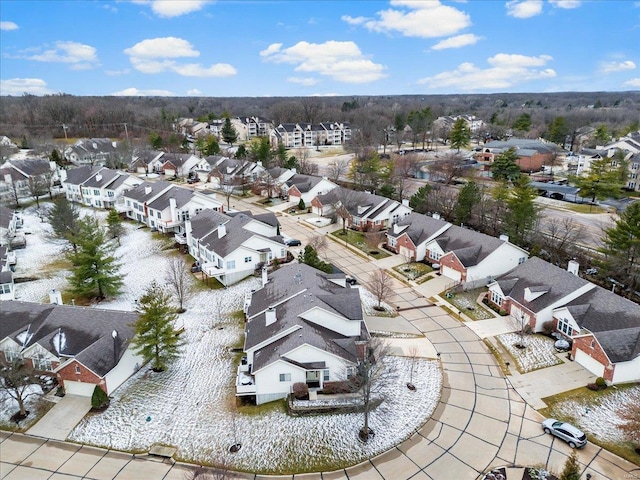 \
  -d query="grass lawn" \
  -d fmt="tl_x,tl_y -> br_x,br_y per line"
559,203 -> 608,214
330,229 -> 390,260
393,262 -> 432,281
439,289 -> 495,321
539,384 -> 640,466
497,333 -> 562,373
